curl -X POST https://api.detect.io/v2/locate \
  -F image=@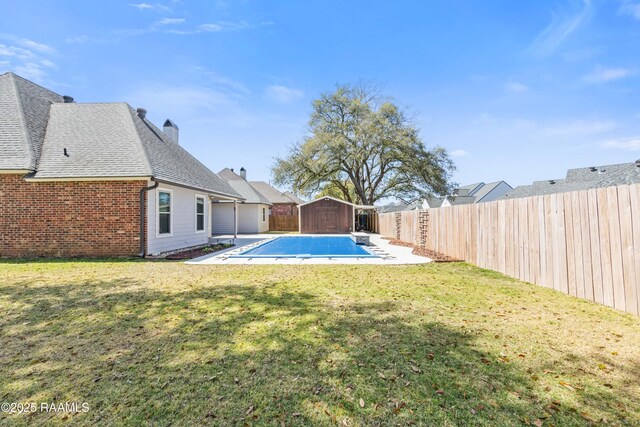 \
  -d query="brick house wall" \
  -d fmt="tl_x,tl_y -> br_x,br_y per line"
271,203 -> 298,216
0,174 -> 147,257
